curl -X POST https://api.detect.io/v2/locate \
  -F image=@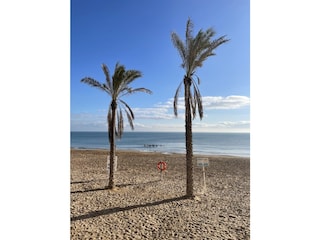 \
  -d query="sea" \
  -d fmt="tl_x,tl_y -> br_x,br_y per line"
71,132 -> 250,157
